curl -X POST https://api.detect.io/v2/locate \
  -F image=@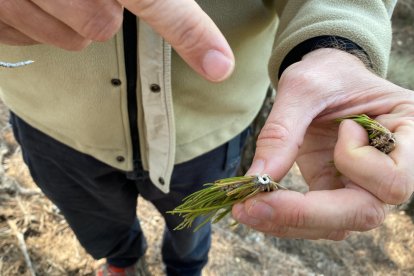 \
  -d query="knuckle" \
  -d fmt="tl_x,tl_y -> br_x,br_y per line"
257,122 -> 290,148
279,67 -> 319,93
81,6 -> 123,41
172,17 -> 207,54
289,205 -> 307,228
